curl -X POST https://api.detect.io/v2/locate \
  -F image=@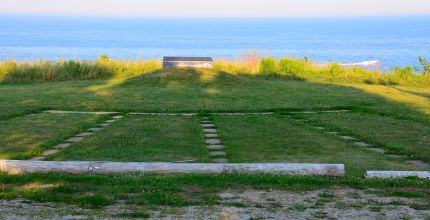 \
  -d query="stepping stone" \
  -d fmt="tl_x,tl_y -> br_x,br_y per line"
212,158 -> 228,163
368,148 -> 385,153
204,133 -> 218,138
100,123 -> 110,127
54,143 -> 71,149
201,117 -> 209,120
387,154 -> 403,159
339,136 -> 357,141
409,160 -> 429,167
30,157 -> 45,161
201,124 -> 215,128
353,141 -> 373,147
75,132 -> 94,137
313,126 -> 325,130
205,139 -> 222,145
207,145 -> 225,150
203,128 -> 217,133
209,151 -> 226,156
112,115 -> 123,119
88,127 -> 102,132
328,131 -> 338,135
65,137 -> 83,143
105,120 -> 115,123
42,149 -> 60,156
201,120 -> 211,123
